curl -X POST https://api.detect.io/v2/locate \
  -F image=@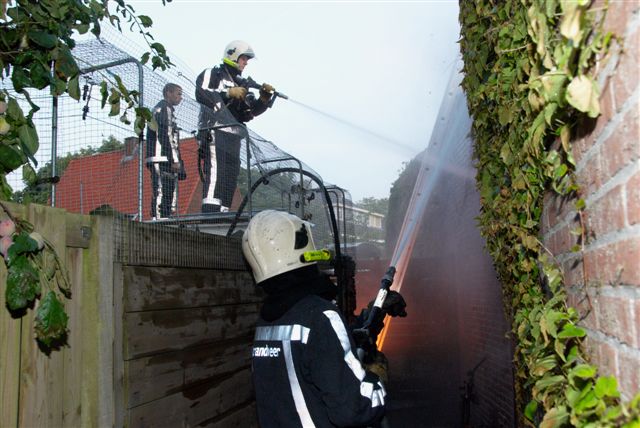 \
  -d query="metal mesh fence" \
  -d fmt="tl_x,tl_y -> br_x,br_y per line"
1,31 -> 355,265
